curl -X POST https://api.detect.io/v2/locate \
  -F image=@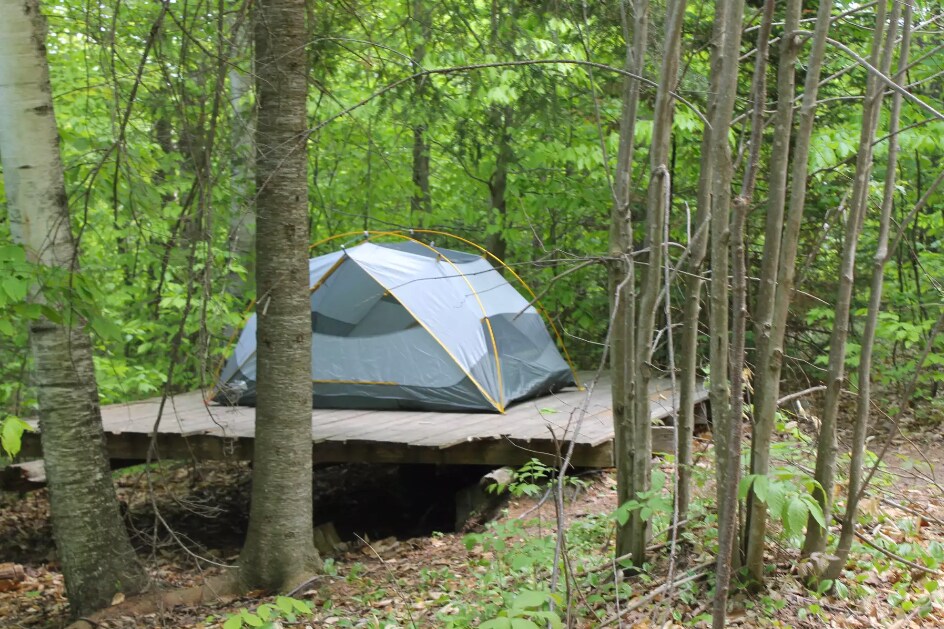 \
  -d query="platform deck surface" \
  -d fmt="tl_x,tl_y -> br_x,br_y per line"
21,375 -> 707,468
